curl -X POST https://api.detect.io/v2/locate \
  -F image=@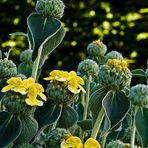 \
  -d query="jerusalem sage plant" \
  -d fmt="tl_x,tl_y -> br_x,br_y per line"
0,0 -> 148,148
